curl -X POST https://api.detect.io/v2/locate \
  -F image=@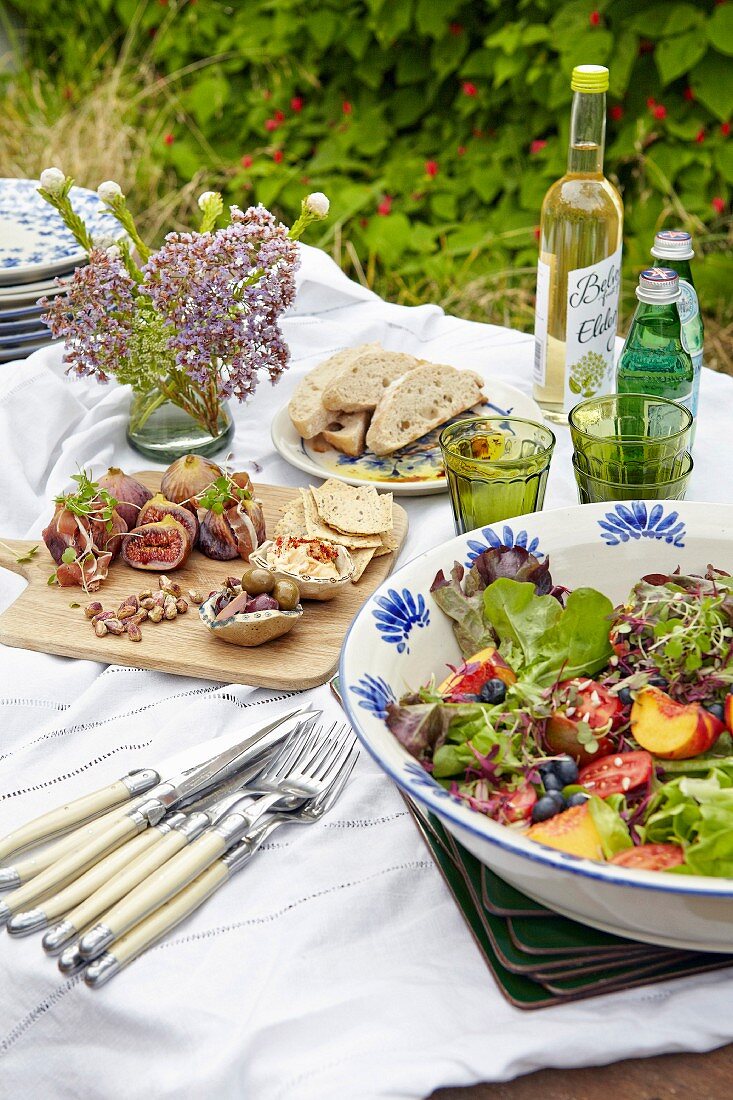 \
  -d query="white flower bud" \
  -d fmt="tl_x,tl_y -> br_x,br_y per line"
305,192 -> 330,217
97,180 -> 123,203
197,190 -> 218,210
39,167 -> 66,194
